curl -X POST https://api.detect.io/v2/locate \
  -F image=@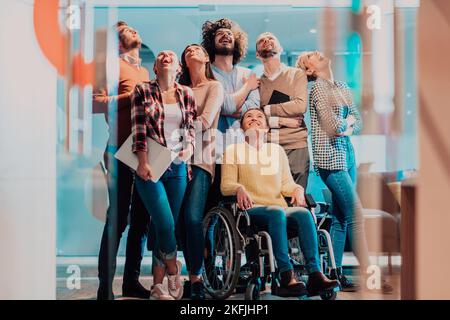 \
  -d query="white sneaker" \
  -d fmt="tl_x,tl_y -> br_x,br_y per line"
150,283 -> 174,300
167,260 -> 183,300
